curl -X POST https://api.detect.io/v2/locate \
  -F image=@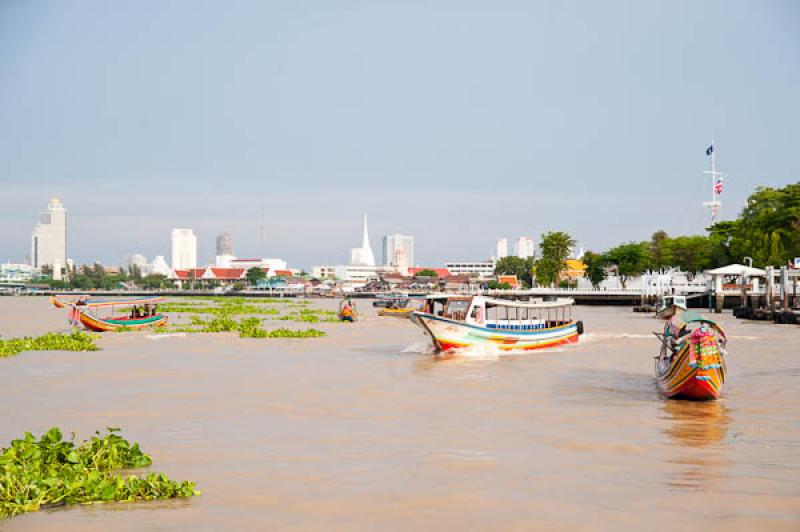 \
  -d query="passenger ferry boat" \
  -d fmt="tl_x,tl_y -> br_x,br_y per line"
410,295 -> 583,353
